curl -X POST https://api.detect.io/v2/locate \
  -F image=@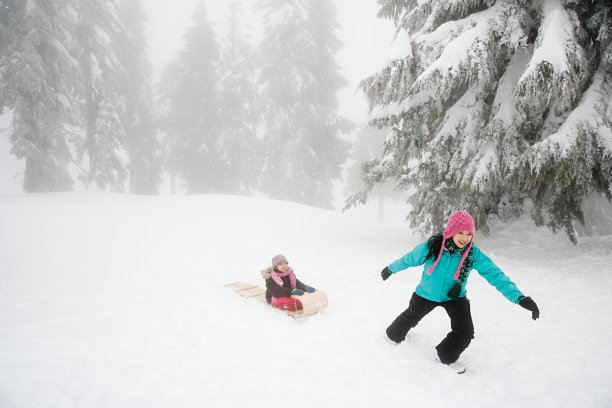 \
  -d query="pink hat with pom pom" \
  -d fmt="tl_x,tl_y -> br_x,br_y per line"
427,211 -> 476,280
